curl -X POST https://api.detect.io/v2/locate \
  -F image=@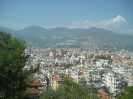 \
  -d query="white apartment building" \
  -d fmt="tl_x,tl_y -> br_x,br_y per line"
103,71 -> 126,94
